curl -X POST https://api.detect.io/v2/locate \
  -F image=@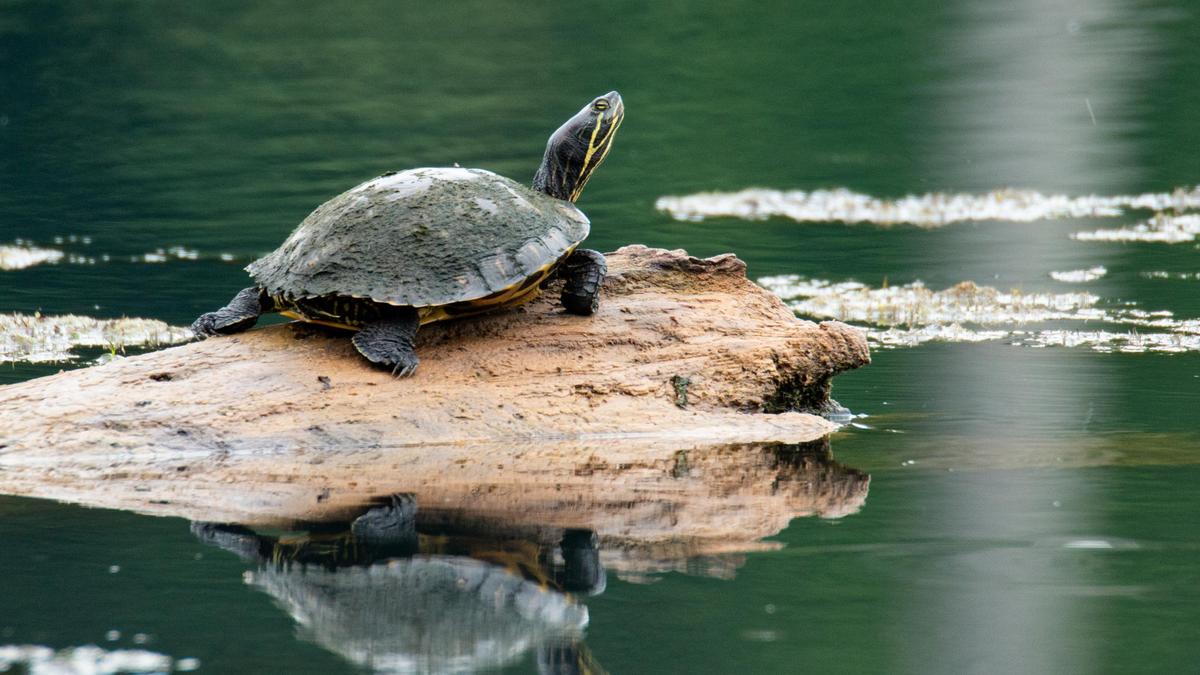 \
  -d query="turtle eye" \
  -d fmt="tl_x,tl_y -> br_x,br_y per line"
593,100 -> 609,112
